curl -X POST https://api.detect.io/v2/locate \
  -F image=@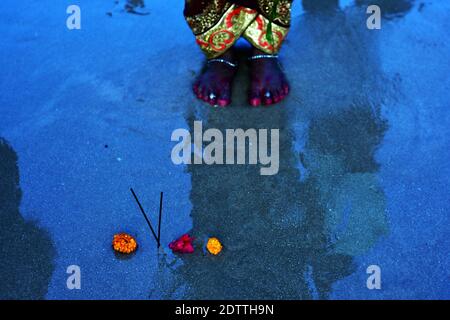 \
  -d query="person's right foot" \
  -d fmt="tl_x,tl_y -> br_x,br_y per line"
193,50 -> 237,107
